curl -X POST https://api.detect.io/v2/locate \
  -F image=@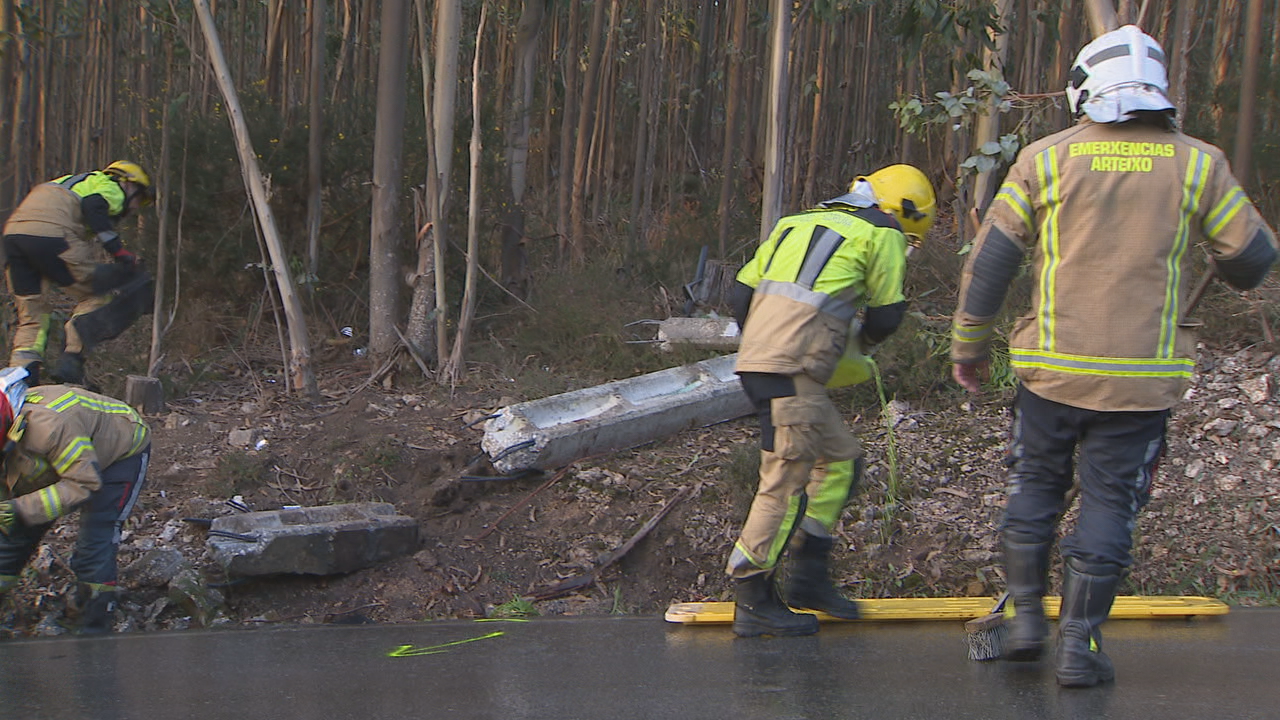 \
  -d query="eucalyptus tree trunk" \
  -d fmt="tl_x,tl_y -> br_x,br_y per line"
193,0 -> 318,399
972,0 -> 1016,219
556,0 -> 581,260
1085,0 -> 1121,34
306,0 -> 326,283
1169,0 -> 1196,120
443,3 -> 488,385
406,0 -> 439,362
760,0 -> 791,245
1210,0 -> 1242,139
801,17 -> 828,209
149,44 -> 176,377
715,0 -> 748,258
1232,0 -> 1263,183
369,0 -> 410,359
628,0 -> 658,256
501,0 -> 546,299
0,0 -> 16,211
569,0 -> 606,264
